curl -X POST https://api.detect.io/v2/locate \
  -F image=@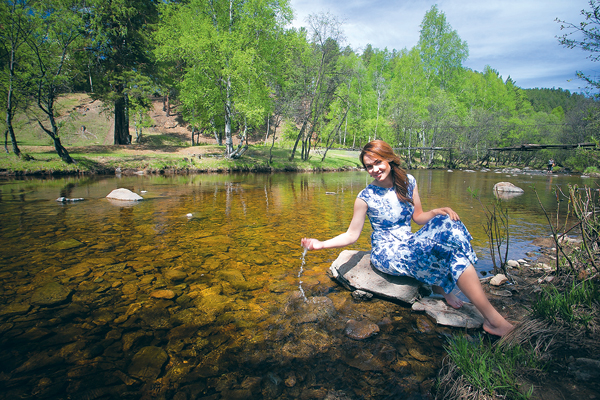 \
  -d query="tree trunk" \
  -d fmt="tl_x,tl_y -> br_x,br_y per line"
289,119 -> 308,161
211,118 -> 222,145
265,114 -> 270,144
5,108 -> 21,157
114,95 -> 130,145
321,107 -> 349,162
5,53 -> 21,157
37,116 -> 75,164
53,136 -> 75,164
